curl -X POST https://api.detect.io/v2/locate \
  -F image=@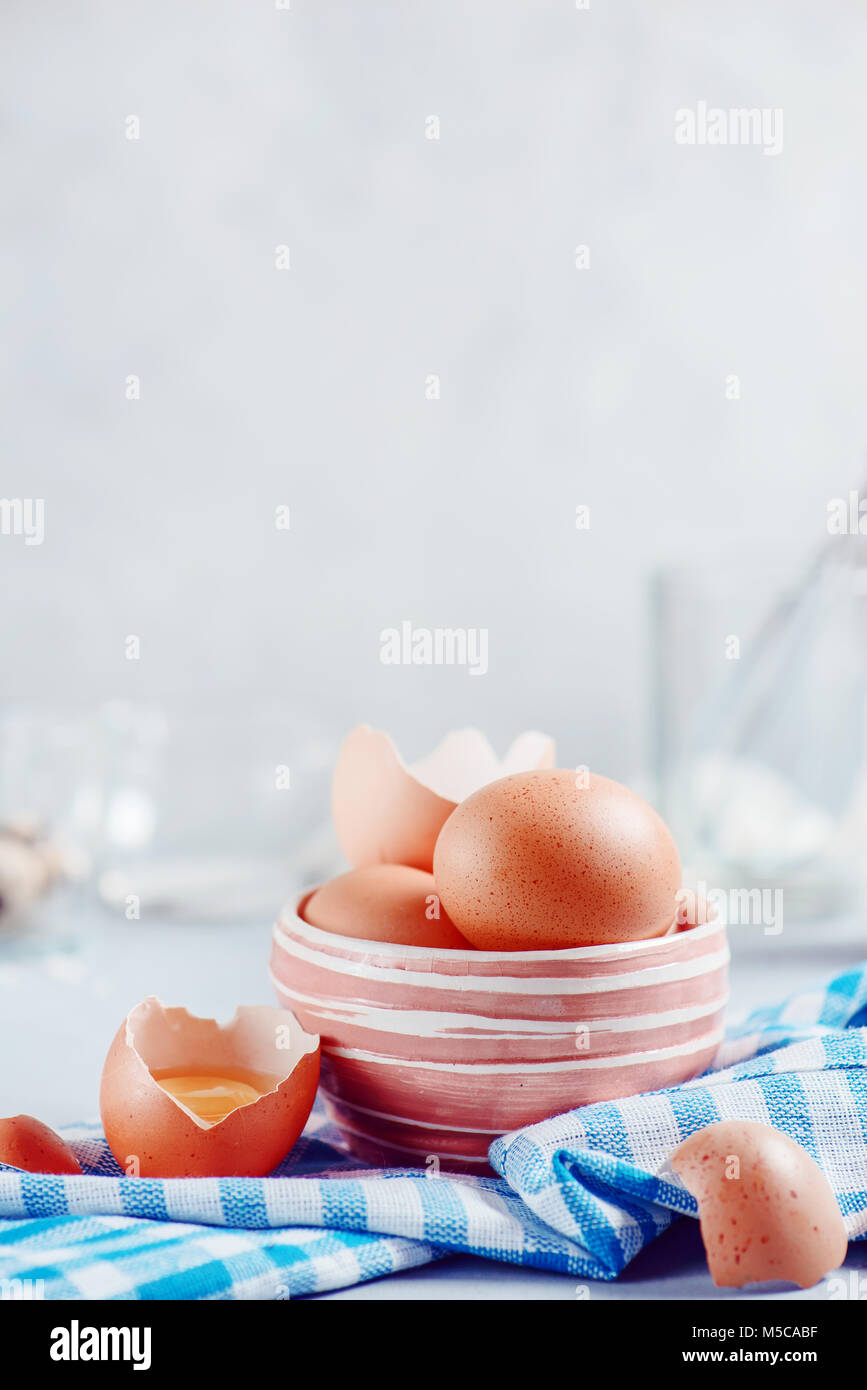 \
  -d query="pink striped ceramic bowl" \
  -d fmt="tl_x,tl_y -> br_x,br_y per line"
269,893 -> 729,1172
